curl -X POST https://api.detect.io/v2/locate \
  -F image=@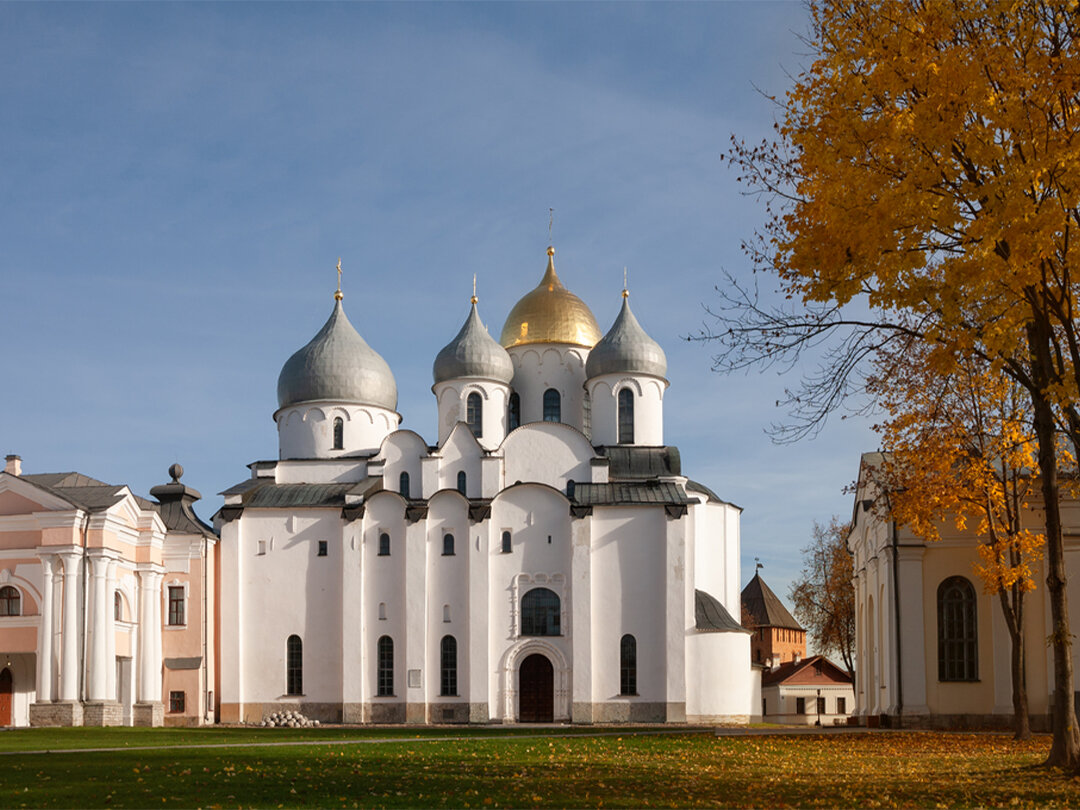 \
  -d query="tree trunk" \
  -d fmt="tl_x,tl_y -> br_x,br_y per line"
1027,319 -> 1080,767
999,589 -> 1031,740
